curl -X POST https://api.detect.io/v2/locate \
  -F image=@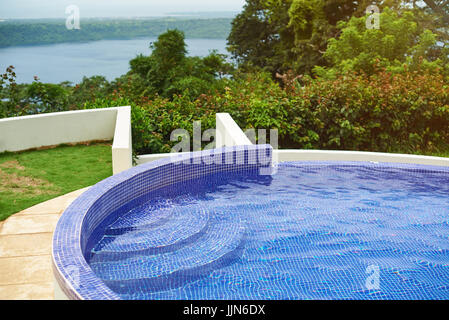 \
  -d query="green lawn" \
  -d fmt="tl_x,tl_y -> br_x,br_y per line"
0,142 -> 112,221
